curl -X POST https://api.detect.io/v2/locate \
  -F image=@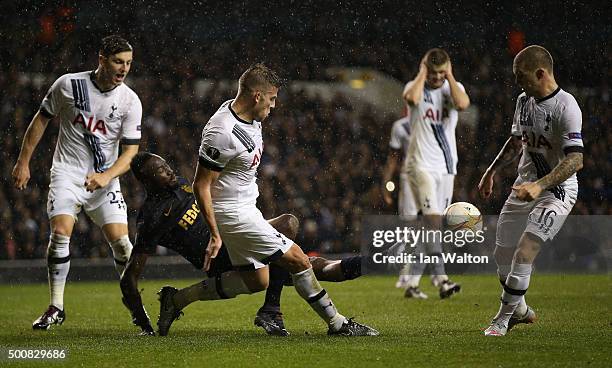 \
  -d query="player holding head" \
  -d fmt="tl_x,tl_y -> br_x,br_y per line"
399,48 -> 470,298
122,152 -> 367,336
12,35 -> 141,330
478,45 -> 584,336
182,63 -> 378,336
